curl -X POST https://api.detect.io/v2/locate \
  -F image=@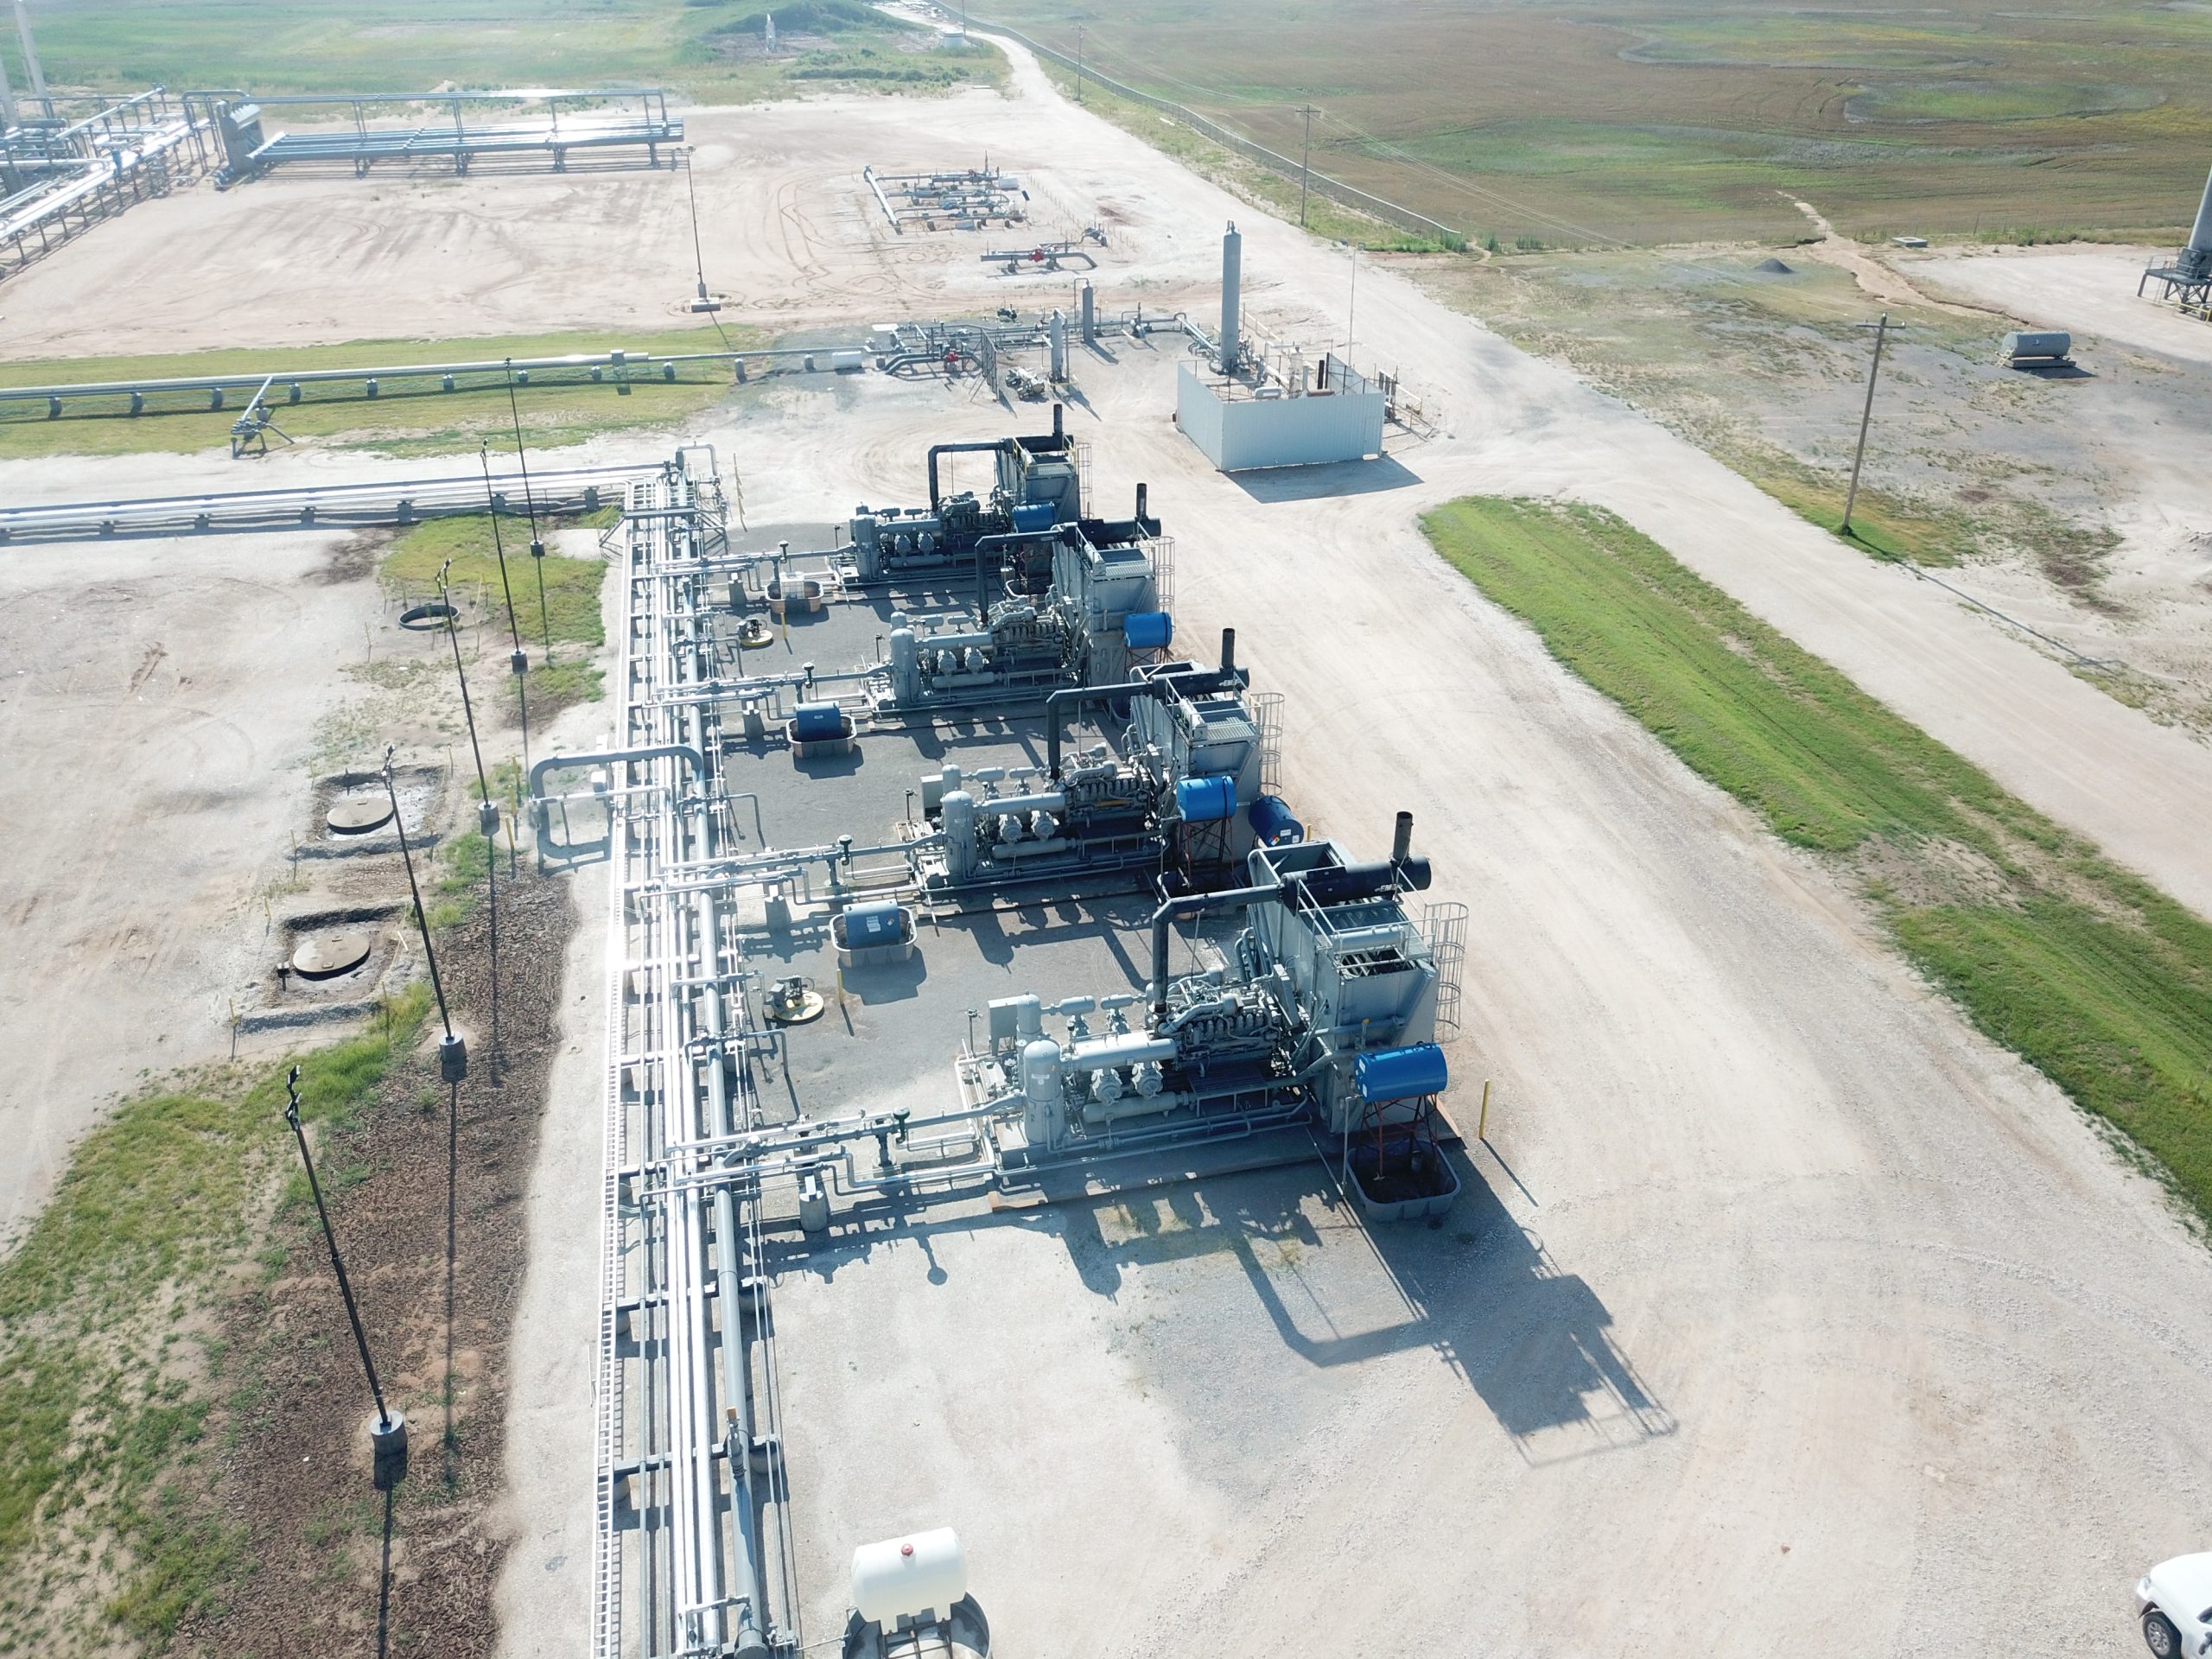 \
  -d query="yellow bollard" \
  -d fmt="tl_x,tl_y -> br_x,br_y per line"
1478,1078 -> 1491,1141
